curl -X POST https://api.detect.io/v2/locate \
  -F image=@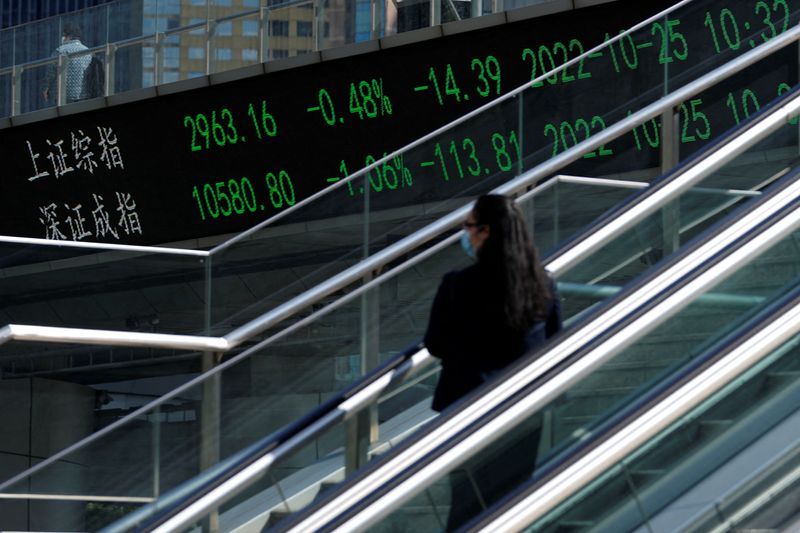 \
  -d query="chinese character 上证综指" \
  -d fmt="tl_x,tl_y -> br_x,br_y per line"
38,203 -> 67,240
27,141 -> 50,182
46,138 -> 75,179
97,126 -> 124,170
72,130 -> 98,174
64,203 -> 93,240
91,193 -> 119,240
115,192 -> 142,236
